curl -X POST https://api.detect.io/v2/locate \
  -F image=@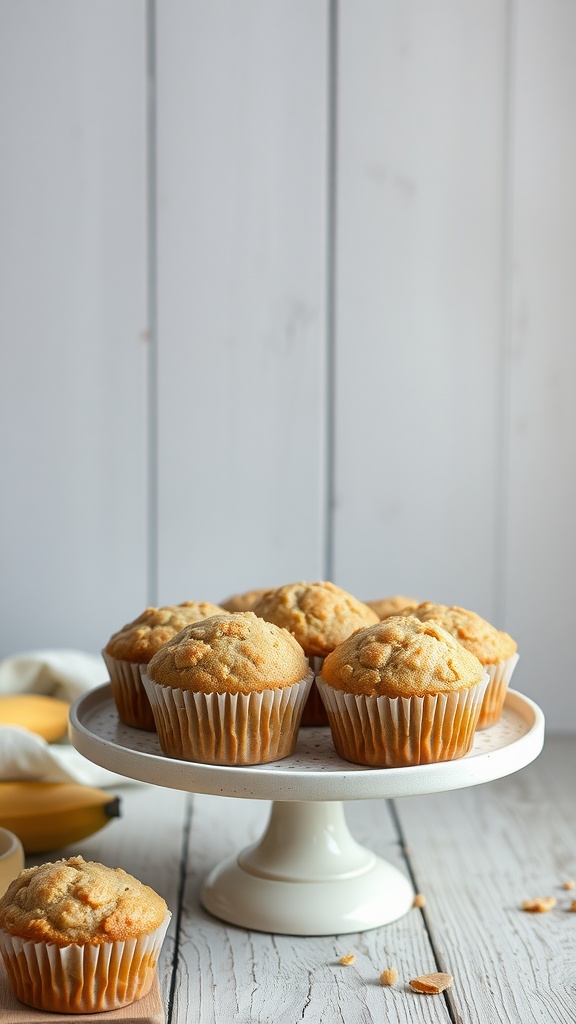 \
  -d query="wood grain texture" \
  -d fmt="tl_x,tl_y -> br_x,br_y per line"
154,0 -> 328,606
503,0 -> 576,732
395,737 -> 576,1023
0,0 -> 149,656
332,0 -> 508,620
